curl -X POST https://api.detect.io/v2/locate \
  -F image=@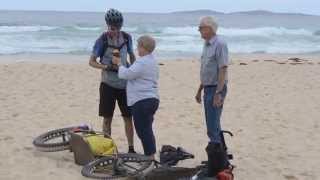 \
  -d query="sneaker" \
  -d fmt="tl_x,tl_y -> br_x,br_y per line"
128,149 -> 136,153
128,146 -> 136,153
